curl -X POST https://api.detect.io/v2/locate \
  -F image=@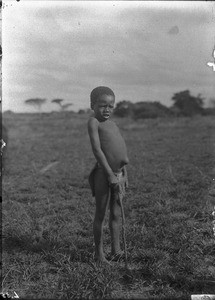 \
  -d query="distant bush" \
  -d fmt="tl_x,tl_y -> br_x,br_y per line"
114,100 -> 135,118
114,101 -> 173,119
78,109 -> 86,114
78,109 -> 92,115
171,90 -> 204,117
114,90 -> 209,119
167,106 -> 181,117
3,110 -> 14,115
202,107 -> 215,116
133,101 -> 173,119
